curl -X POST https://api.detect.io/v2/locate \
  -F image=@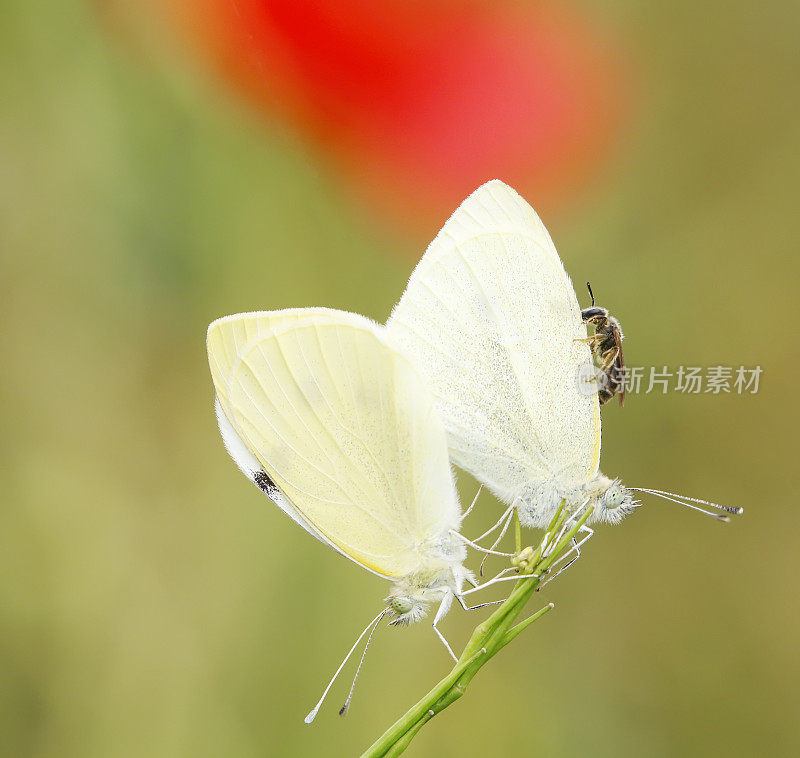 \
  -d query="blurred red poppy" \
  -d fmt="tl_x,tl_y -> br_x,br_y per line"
152,0 -> 629,231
